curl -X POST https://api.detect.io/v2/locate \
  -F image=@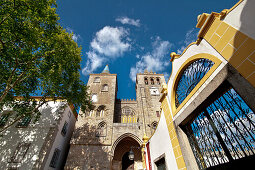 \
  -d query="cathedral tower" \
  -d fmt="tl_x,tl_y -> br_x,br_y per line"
65,66 -> 165,170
